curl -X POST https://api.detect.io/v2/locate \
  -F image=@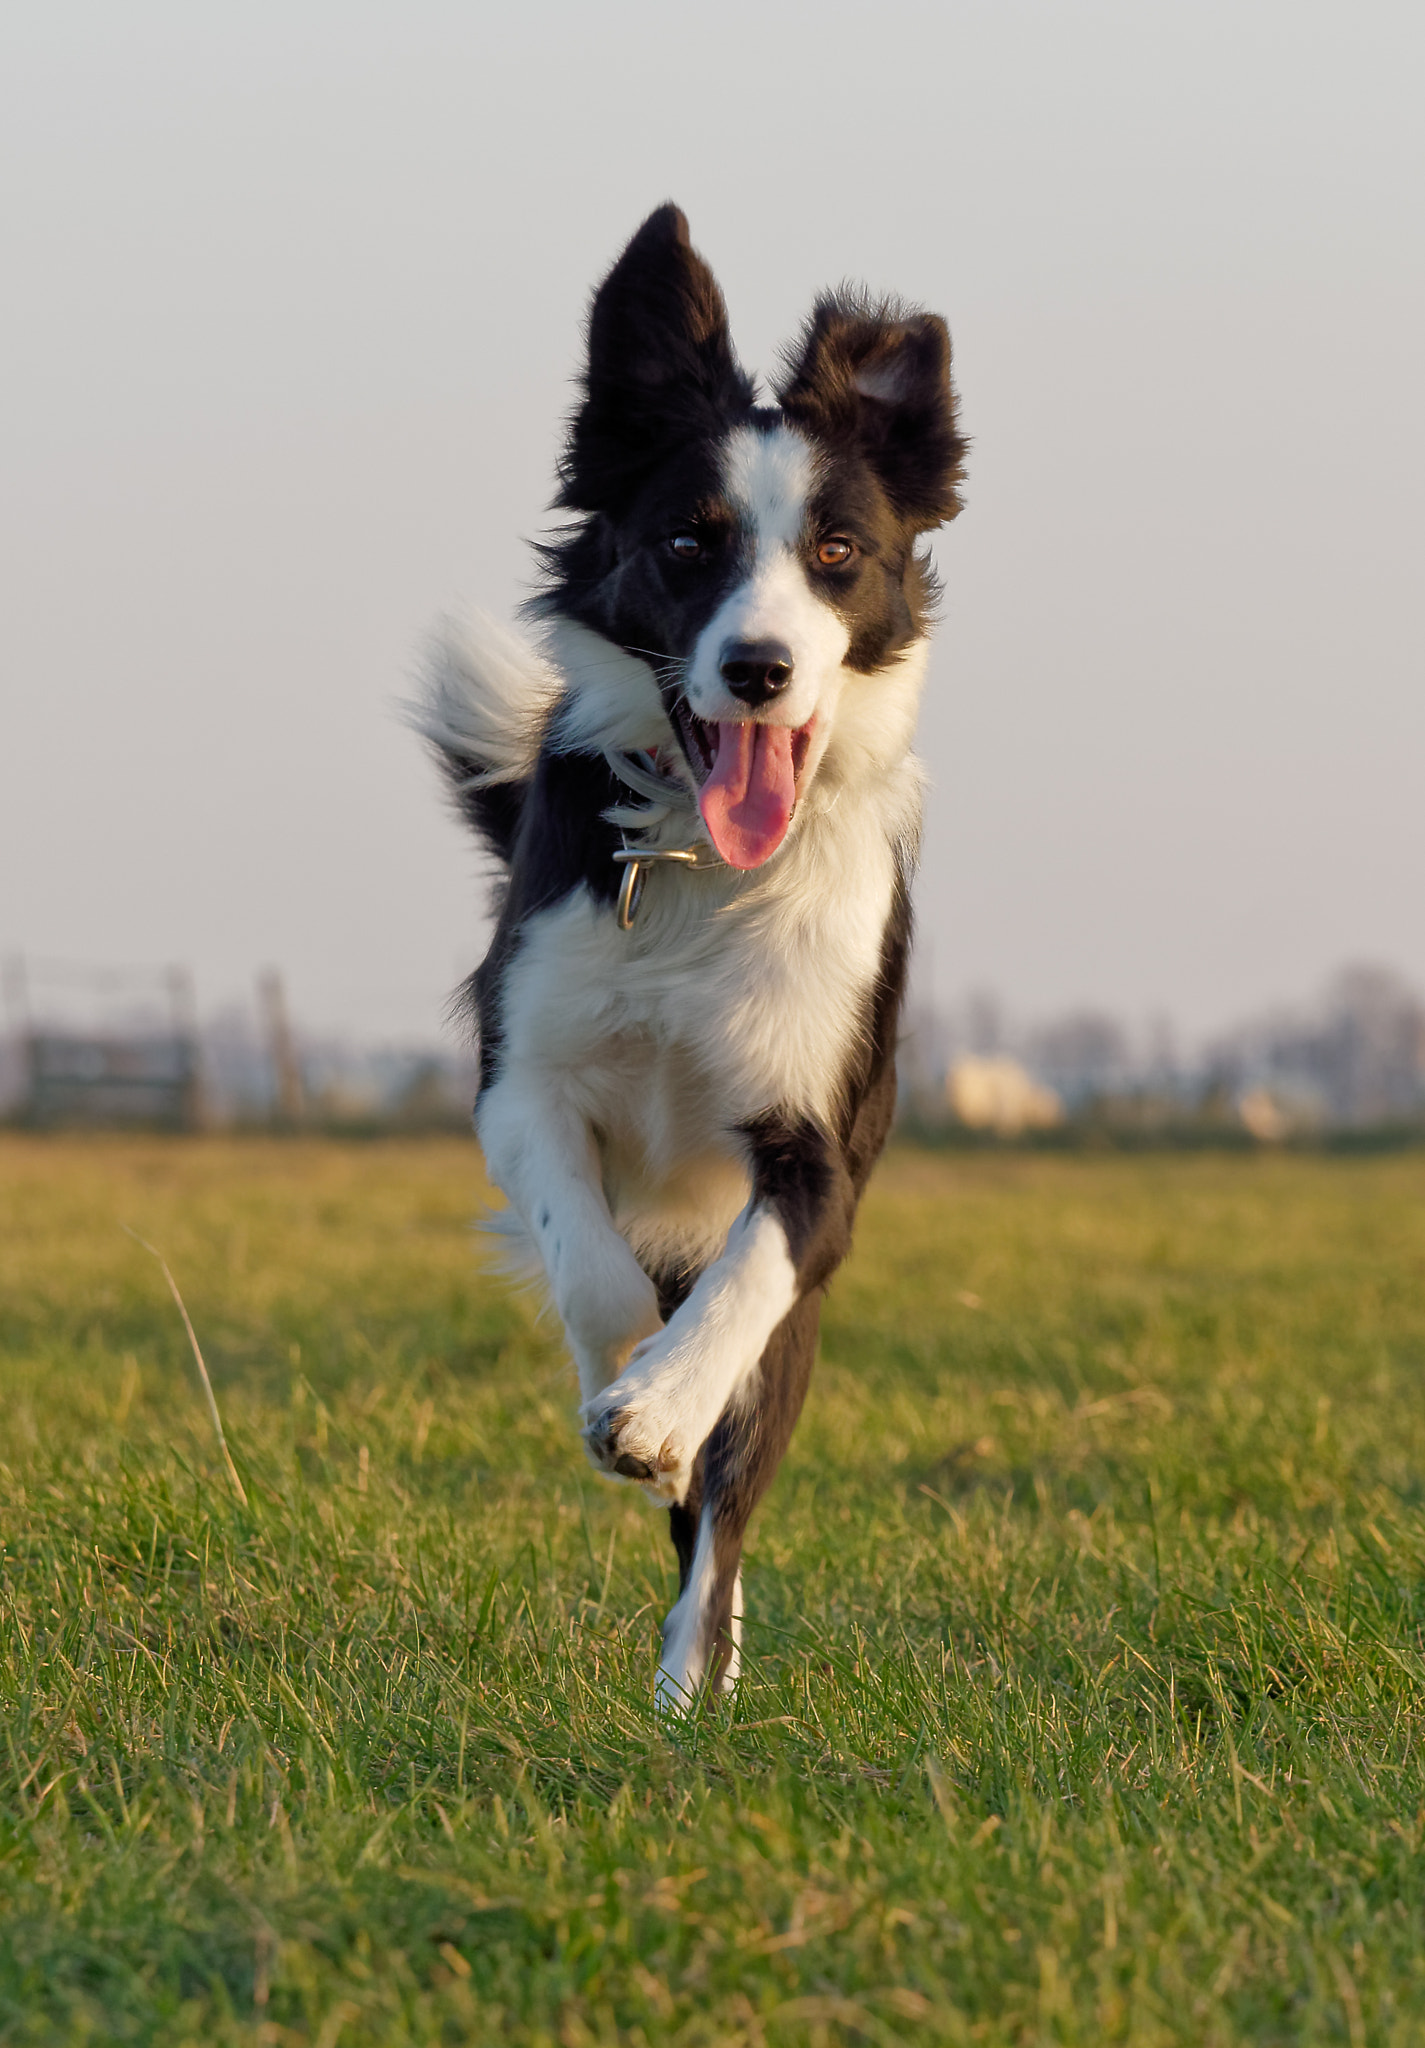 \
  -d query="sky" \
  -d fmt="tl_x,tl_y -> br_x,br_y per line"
3,0 -> 1422,1044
